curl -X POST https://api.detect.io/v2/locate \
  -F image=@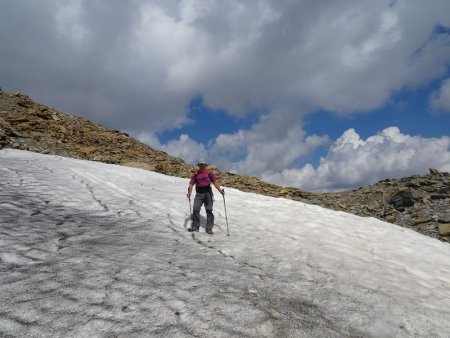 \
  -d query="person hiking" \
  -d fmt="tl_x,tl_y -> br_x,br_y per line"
187,159 -> 224,234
